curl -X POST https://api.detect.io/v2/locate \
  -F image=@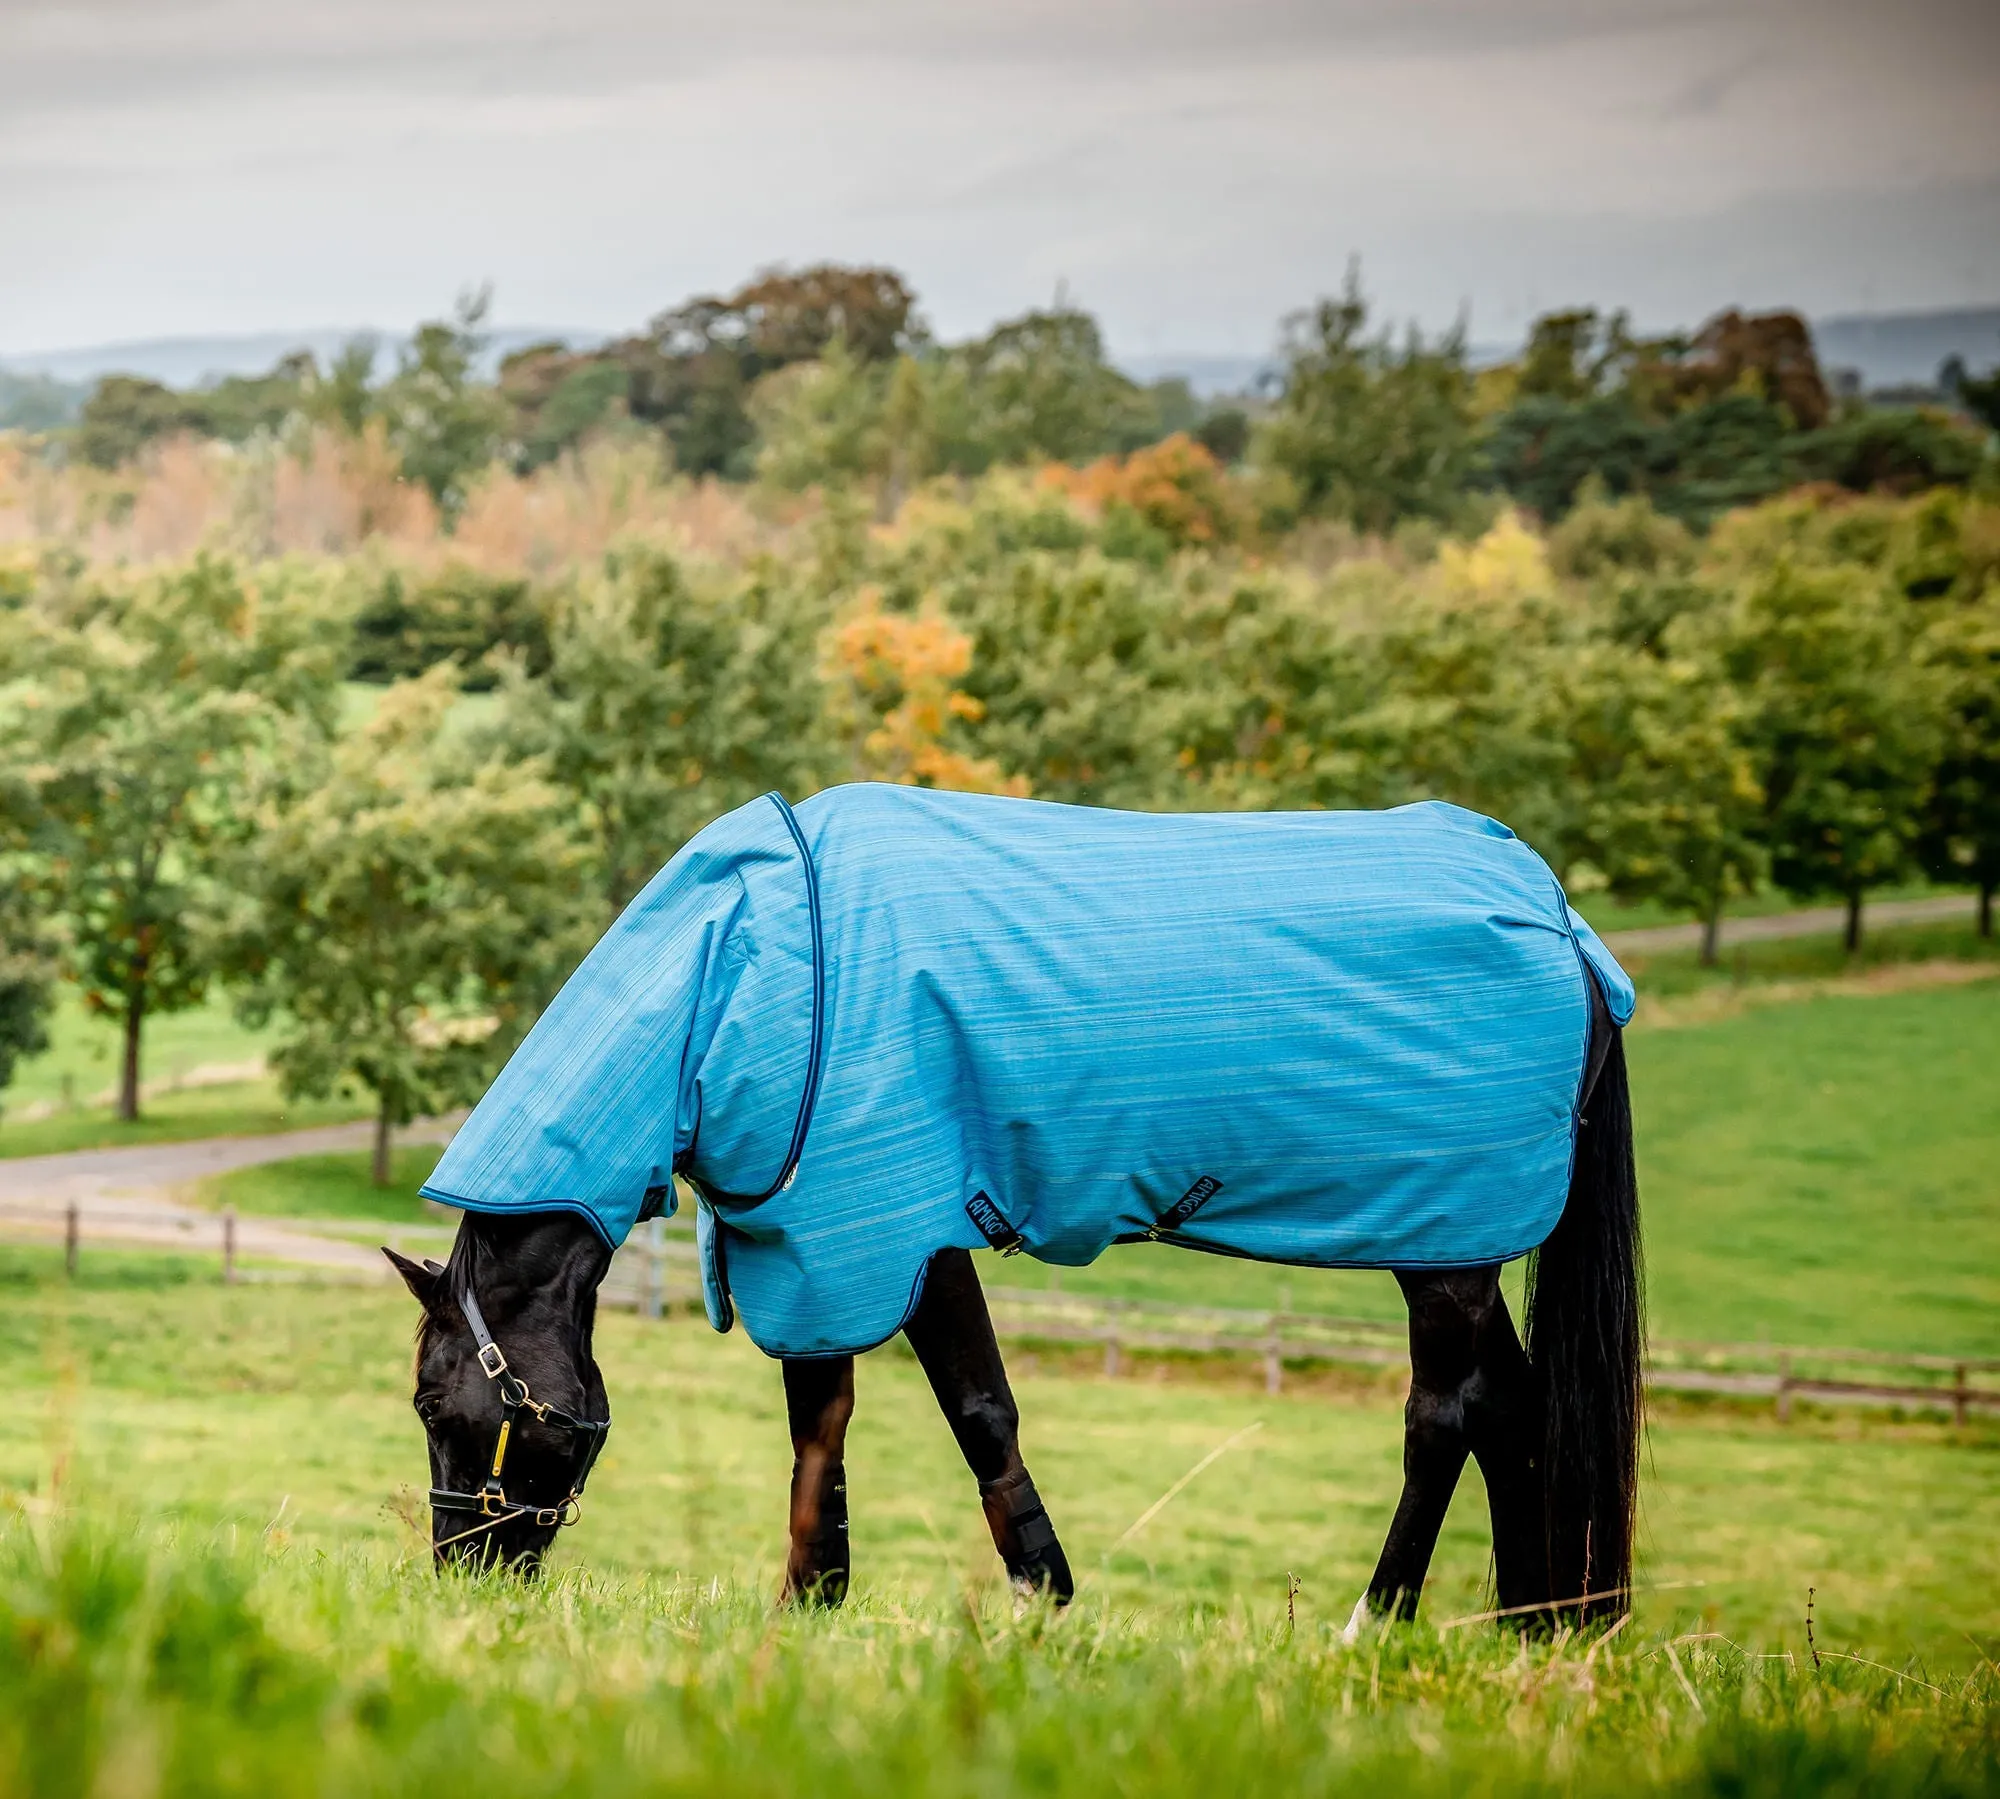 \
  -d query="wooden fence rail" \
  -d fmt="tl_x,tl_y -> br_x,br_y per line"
8,1202 -> 1996,1426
